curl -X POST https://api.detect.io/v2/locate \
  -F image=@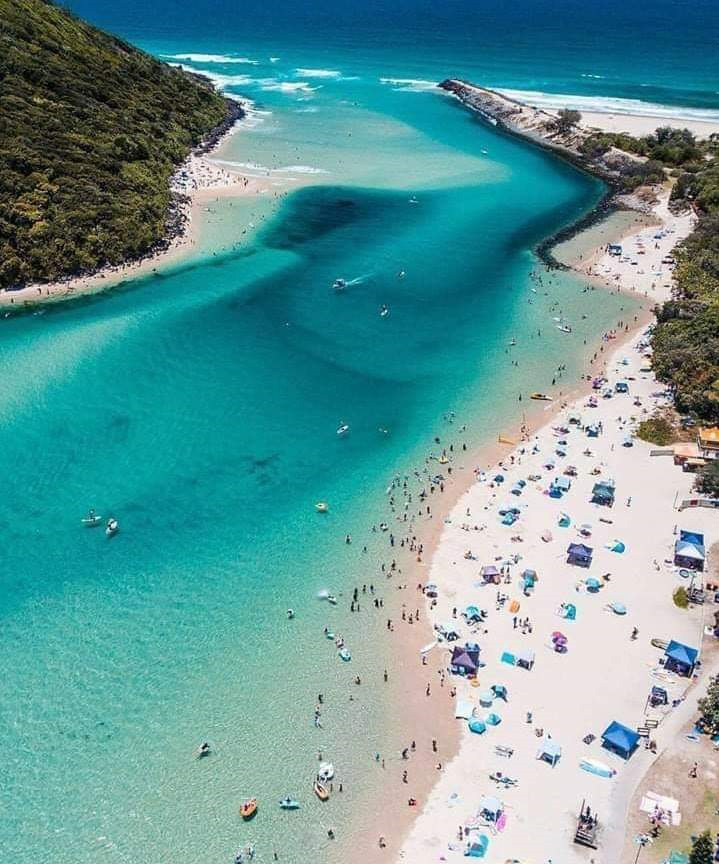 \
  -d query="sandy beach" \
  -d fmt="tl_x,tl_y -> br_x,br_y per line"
395,189 -> 719,863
